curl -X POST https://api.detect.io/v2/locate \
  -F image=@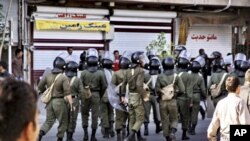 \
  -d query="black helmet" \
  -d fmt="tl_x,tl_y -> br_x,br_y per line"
149,58 -> 161,75
131,51 -> 144,67
65,61 -> 78,77
119,57 -> 131,69
212,59 -> 225,71
87,56 -> 99,72
234,60 -> 242,70
239,61 -> 249,72
80,51 -> 86,62
177,58 -> 189,69
162,57 -> 175,70
174,46 -> 186,58
191,61 -> 201,73
52,57 -> 66,73
146,50 -> 156,60
102,58 -> 113,69
210,51 -> 222,60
